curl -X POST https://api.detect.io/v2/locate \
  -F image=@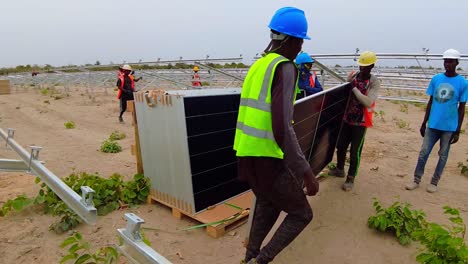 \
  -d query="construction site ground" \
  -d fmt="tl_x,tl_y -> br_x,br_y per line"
0,88 -> 467,264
